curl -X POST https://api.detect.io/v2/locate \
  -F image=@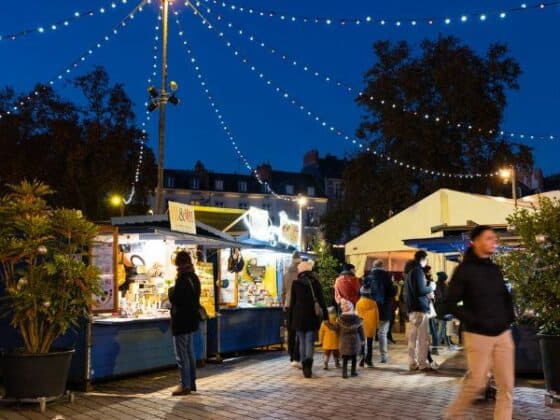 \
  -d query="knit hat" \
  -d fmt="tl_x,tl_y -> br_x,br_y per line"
436,271 -> 448,282
340,299 -> 354,314
297,260 -> 314,273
